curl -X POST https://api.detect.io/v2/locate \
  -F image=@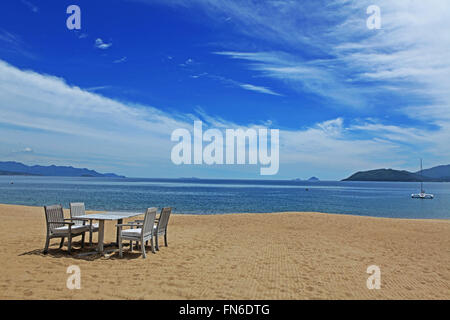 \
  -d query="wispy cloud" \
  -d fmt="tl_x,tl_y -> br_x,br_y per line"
0,29 -> 19,44
84,86 -> 113,92
239,83 -> 281,96
21,0 -> 39,13
214,51 -> 364,106
143,0 -> 450,168
95,38 -> 112,50
0,28 -> 35,59
2,0 -> 450,177
11,147 -> 34,155
196,73 -> 281,96
1,59 -> 446,178
113,57 -> 127,63
179,58 -> 194,67
148,1 -> 450,113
